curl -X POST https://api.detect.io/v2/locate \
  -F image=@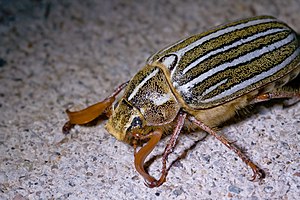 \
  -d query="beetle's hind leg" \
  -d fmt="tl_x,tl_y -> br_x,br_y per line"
188,116 -> 265,181
62,81 -> 128,134
251,87 -> 300,105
